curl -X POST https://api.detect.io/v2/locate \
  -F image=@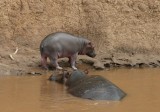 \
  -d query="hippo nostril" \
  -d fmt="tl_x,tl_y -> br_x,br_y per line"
93,53 -> 96,57
93,55 -> 96,57
90,54 -> 96,58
